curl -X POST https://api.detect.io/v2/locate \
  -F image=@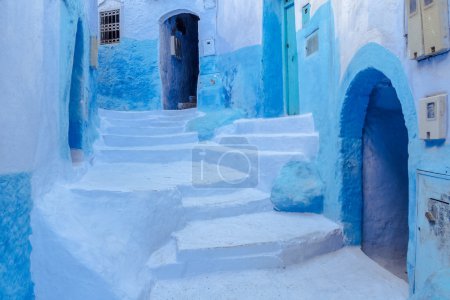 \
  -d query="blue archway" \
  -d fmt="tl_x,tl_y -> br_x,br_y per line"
337,43 -> 419,283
